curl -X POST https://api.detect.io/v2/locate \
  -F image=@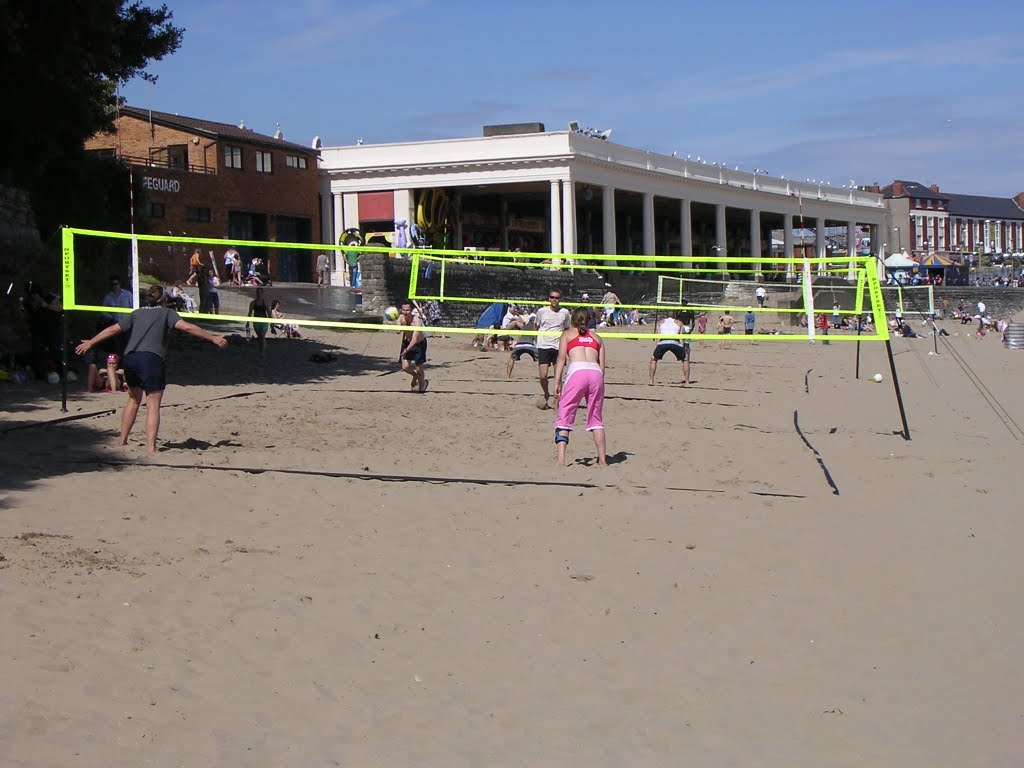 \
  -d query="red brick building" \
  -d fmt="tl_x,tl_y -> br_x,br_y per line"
85,106 -> 321,282
881,179 -> 1024,256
